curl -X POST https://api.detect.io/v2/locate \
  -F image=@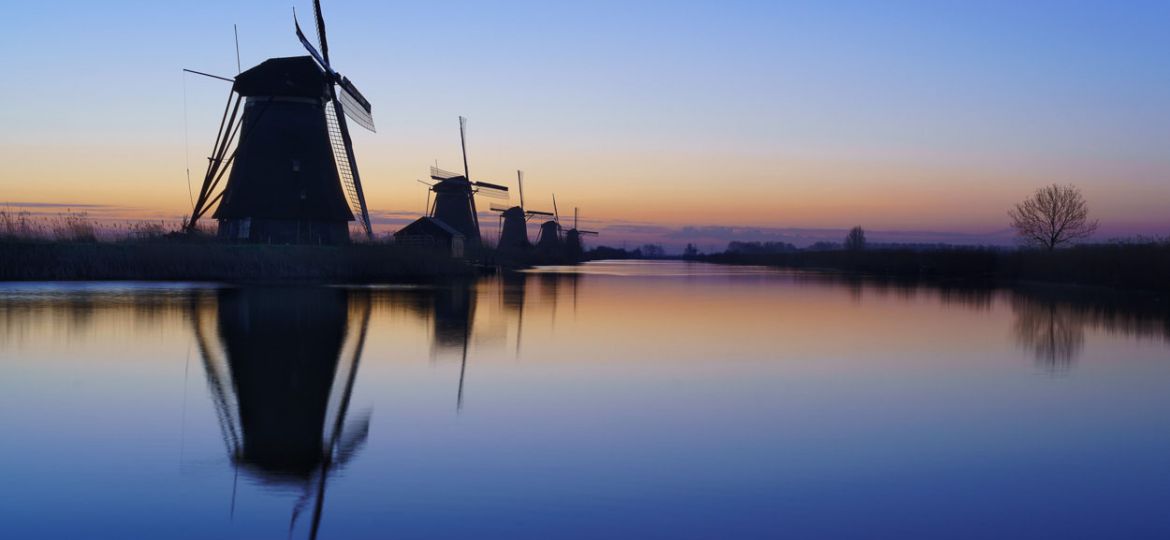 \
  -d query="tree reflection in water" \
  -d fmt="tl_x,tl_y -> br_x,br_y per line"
1010,297 -> 1084,371
1007,286 -> 1170,370
787,271 -> 1169,370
